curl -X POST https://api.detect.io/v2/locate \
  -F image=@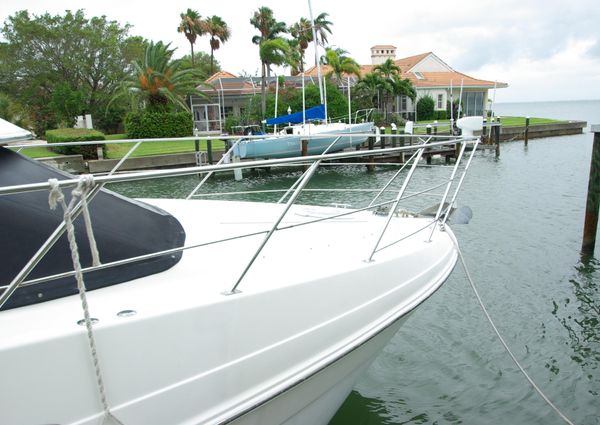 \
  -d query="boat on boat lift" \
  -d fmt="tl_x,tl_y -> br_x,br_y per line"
0,117 -> 484,425
235,104 -> 374,159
